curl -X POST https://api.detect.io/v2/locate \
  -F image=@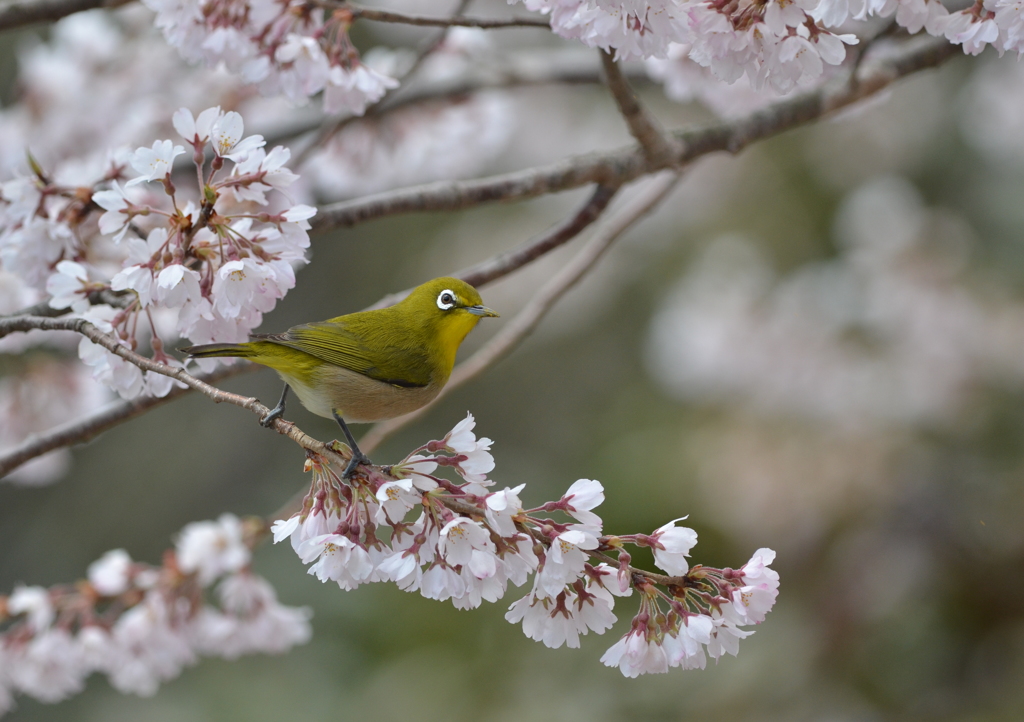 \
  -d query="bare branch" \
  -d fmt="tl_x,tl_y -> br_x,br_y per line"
1,289 -> 131,320
368,183 -> 620,310
312,36 -> 959,232
0,0 -> 128,31
599,49 -> 677,165
0,364 -> 256,479
357,170 -> 684,454
338,2 -> 550,28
